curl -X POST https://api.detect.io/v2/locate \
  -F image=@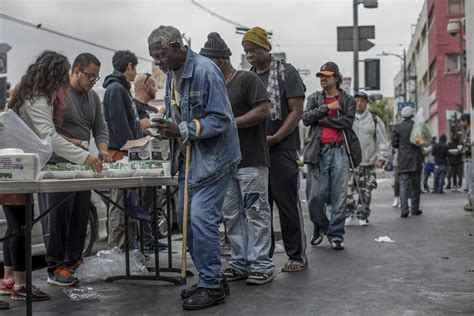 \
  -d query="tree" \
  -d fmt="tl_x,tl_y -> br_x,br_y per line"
369,98 -> 393,136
